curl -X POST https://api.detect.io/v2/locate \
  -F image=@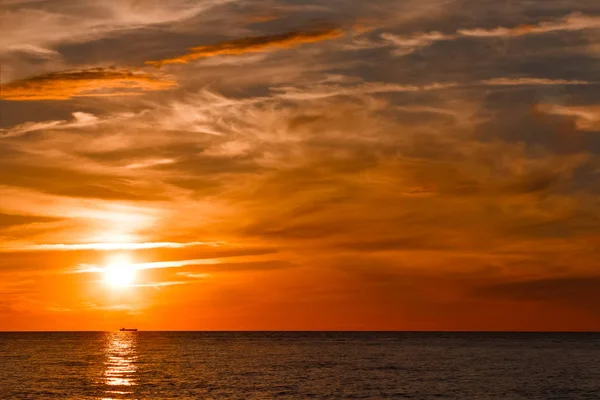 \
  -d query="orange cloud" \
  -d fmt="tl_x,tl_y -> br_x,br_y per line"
146,28 -> 345,67
1,68 -> 177,101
